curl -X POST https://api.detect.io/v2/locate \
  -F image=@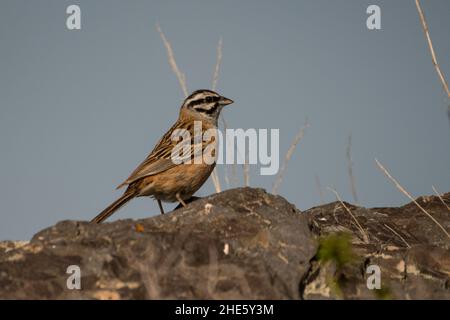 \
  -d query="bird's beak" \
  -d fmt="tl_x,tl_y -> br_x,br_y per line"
219,96 -> 234,106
